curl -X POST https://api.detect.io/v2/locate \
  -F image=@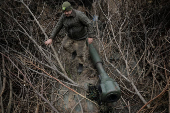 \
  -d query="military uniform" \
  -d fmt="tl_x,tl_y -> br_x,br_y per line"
50,6 -> 95,73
